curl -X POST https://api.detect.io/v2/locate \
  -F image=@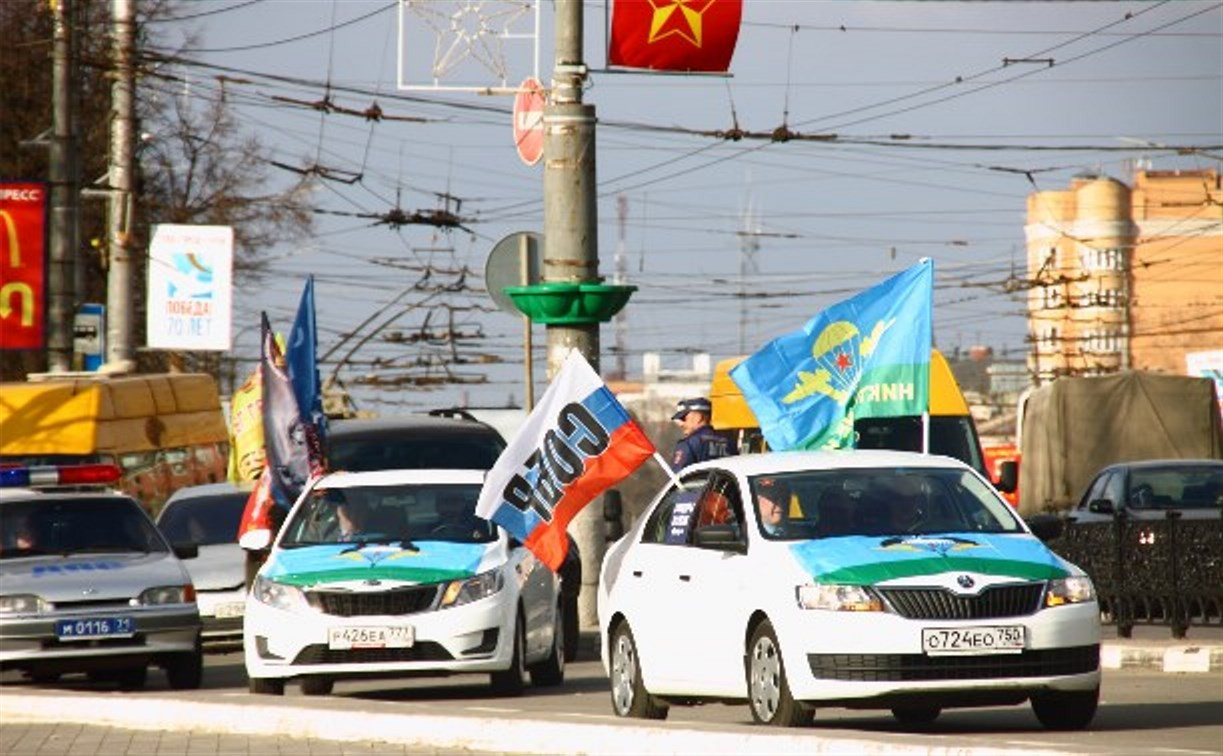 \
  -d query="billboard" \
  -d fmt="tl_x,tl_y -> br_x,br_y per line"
146,224 -> 233,351
0,182 -> 48,350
